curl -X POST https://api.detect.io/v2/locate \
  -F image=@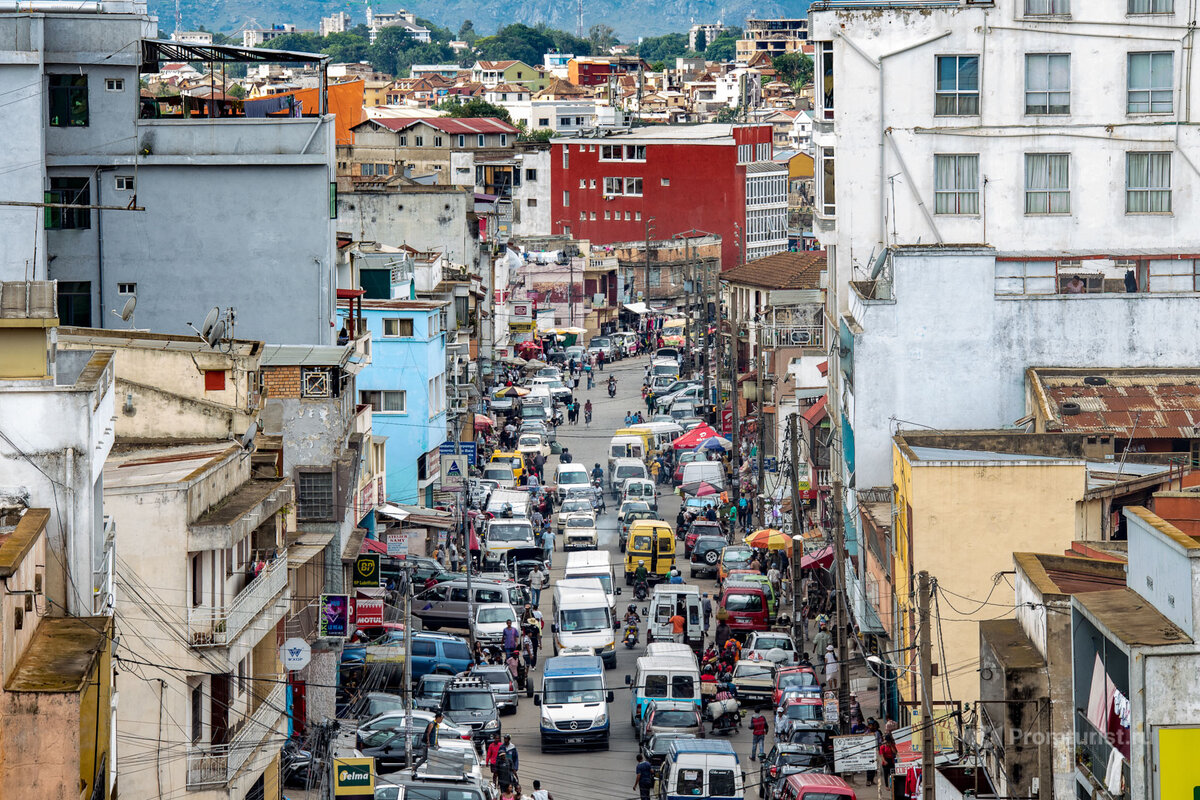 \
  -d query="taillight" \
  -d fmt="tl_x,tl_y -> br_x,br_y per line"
461,733 -> 472,740
769,767 -> 777,778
